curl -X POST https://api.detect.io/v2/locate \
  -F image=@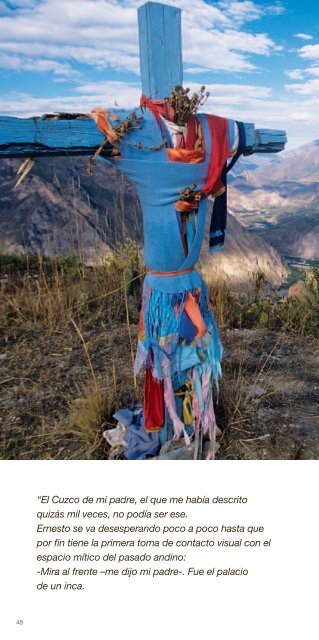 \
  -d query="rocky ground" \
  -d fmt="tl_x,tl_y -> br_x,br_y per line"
1,321 -> 318,460
218,329 -> 319,460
